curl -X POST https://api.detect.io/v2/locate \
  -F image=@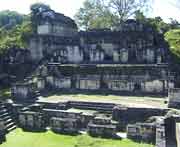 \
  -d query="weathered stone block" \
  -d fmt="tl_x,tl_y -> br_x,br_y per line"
50,117 -> 79,134
19,111 -> 45,131
127,123 -> 156,143
11,82 -> 35,101
87,123 -> 116,138
168,88 -> 180,108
